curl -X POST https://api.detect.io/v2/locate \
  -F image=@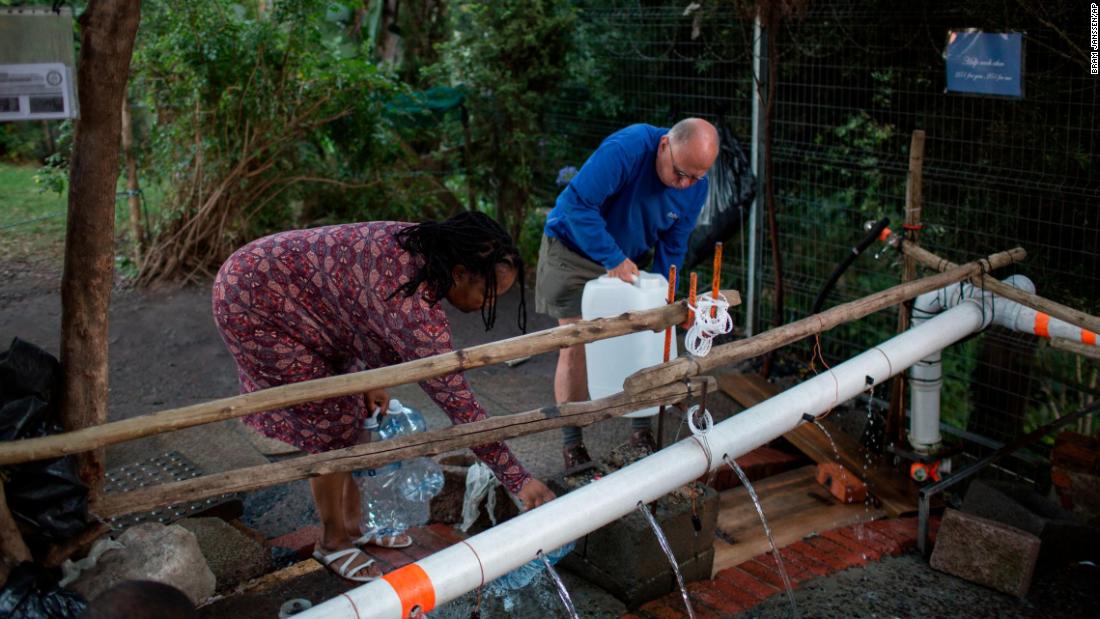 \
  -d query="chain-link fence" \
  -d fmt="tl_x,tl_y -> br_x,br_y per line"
546,1 -> 1099,469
